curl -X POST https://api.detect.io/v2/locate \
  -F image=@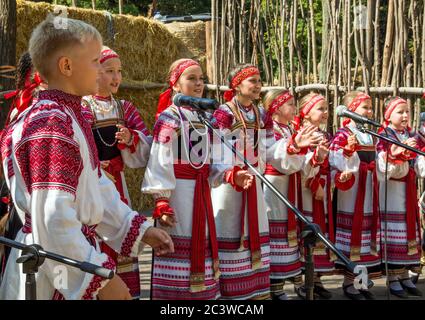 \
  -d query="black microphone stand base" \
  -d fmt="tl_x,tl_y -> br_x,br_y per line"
16,244 -> 45,300
301,223 -> 321,301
